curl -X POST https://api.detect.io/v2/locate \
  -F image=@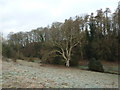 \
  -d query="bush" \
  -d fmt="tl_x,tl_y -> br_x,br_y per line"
2,43 -> 12,58
70,46 -> 80,67
88,58 -> 104,72
70,58 -> 79,67
52,56 -> 65,65
28,57 -> 35,62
